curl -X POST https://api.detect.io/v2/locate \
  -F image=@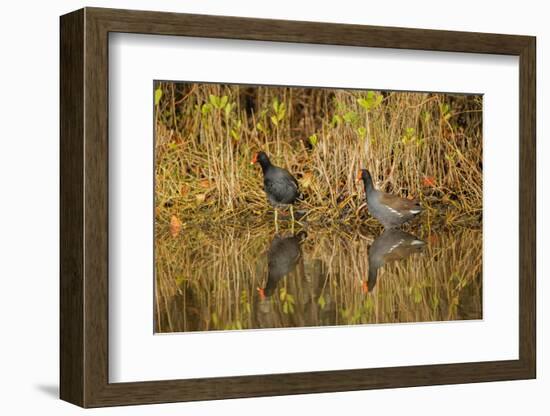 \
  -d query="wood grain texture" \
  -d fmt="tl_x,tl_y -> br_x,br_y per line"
518,38 -> 536,376
59,8 -> 84,406
59,7 -> 537,408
